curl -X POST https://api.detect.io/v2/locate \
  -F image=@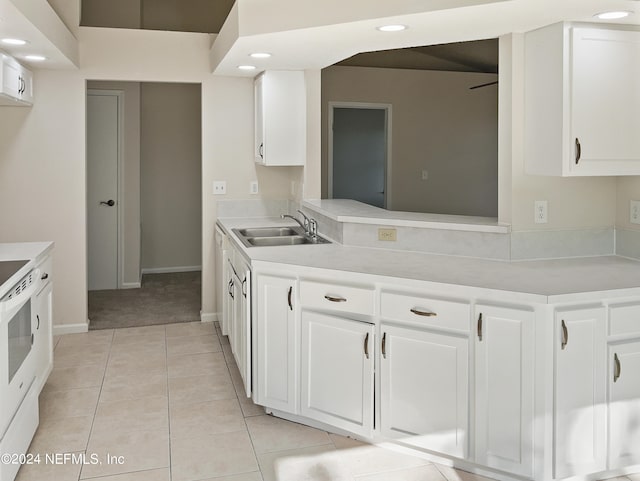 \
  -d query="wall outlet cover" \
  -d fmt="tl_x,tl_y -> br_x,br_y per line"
378,228 -> 397,241
534,200 -> 548,224
631,200 -> 640,225
250,181 -> 259,195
